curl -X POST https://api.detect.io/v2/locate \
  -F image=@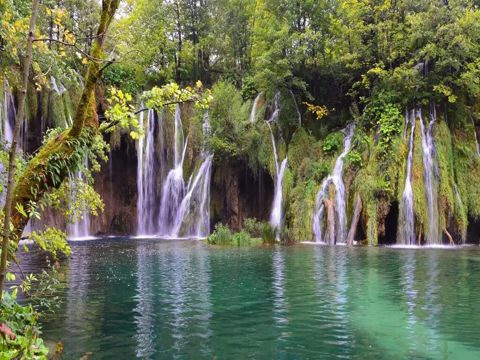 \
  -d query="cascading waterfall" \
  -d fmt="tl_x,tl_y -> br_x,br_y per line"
136,105 -> 213,238
169,112 -> 213,238
1,81 -> 17,206
68,158 -> 91,239
266,98 -> 288,239
398,109 -> 416,245
137,109 -> 160,235
313,124 -> 355,244
158,105 -> 188,236
419,107 -> 440,244
249,92 -> 263,125
1,80 -> 15,145
171,154 -> 213,237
